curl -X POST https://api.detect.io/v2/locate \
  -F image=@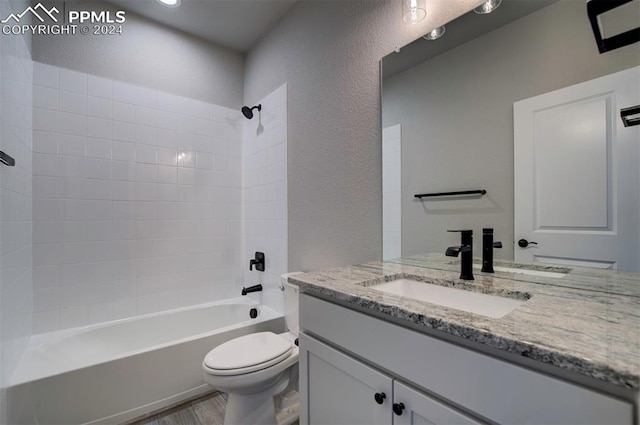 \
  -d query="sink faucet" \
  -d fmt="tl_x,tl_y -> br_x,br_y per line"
481,228 -> 502,273
446,230 -> 474,280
